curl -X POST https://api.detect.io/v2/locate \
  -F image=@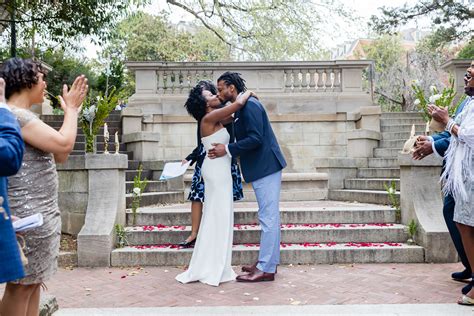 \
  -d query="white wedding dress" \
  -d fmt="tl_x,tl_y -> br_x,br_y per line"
176,128 -> 237,286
